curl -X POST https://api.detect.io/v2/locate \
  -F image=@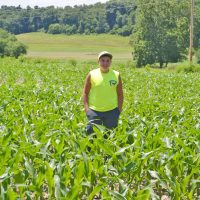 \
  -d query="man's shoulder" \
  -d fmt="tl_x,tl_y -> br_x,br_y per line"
89,68 -> 100,75
112,69 -> 120,76
112,69 -> 119,73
